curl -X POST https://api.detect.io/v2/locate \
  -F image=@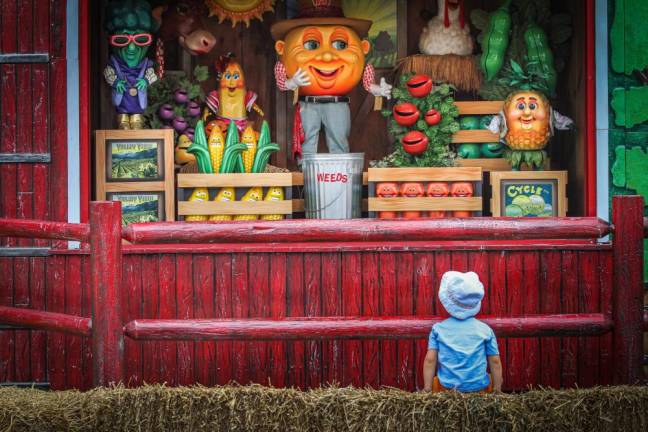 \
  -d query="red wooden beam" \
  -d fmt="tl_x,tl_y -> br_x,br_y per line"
0,305 -> 91,337
612,196 -> 645,385
0,218 -> 90,242
584,0 -> 597,216
124,313 -> 612,341
122,217 -> 612,244
90,201 -> 124,387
